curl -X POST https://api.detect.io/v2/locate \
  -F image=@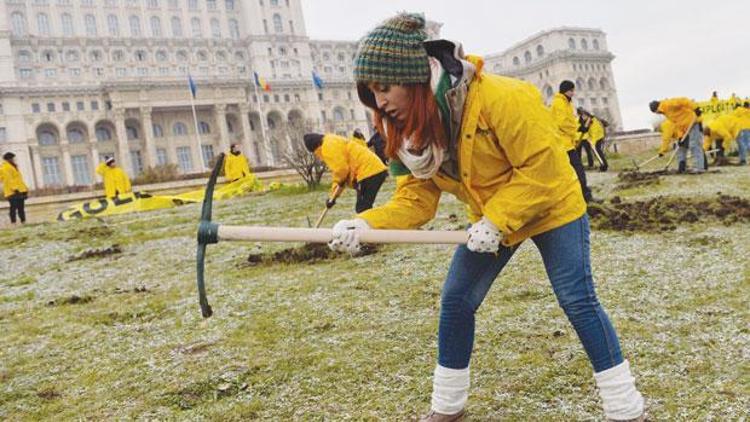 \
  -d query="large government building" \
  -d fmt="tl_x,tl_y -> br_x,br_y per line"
0,1 -> 623,190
